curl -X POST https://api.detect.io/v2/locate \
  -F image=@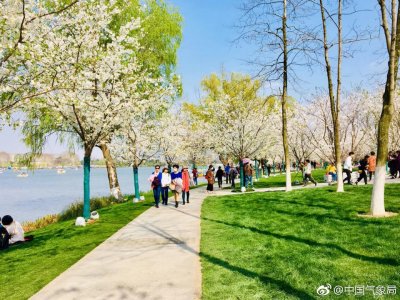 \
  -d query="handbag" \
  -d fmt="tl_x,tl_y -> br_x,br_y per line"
169,183 -> 176,191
